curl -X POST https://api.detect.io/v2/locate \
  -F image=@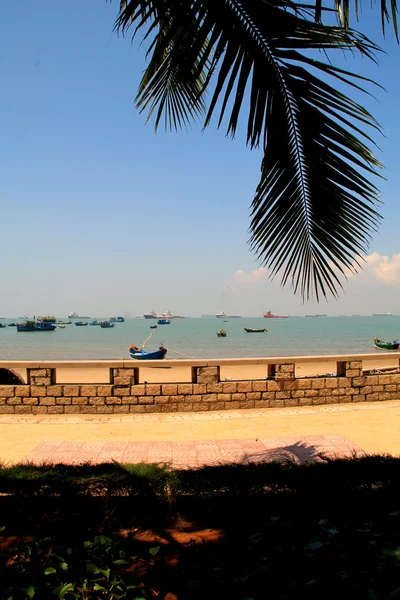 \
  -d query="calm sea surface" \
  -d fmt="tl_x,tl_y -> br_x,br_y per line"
0,317 -> 399,360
